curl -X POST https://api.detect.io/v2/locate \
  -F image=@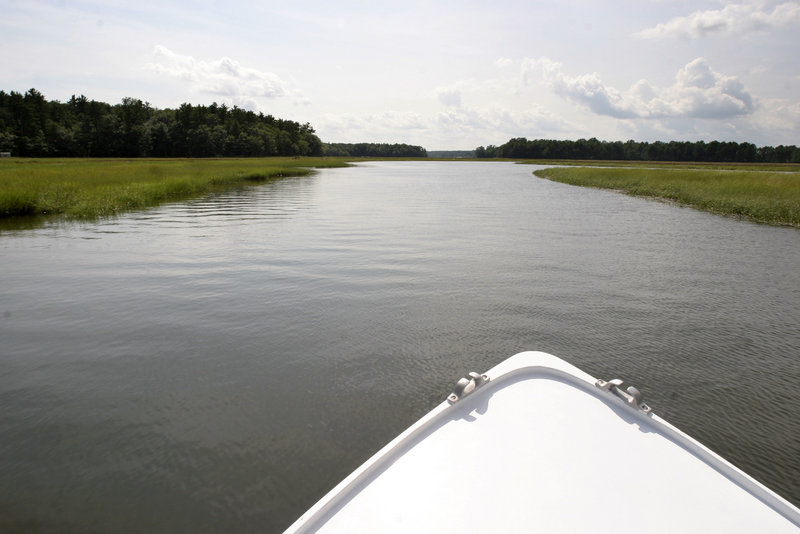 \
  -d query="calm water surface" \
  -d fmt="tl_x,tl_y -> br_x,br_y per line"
1,161 -> 799,532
